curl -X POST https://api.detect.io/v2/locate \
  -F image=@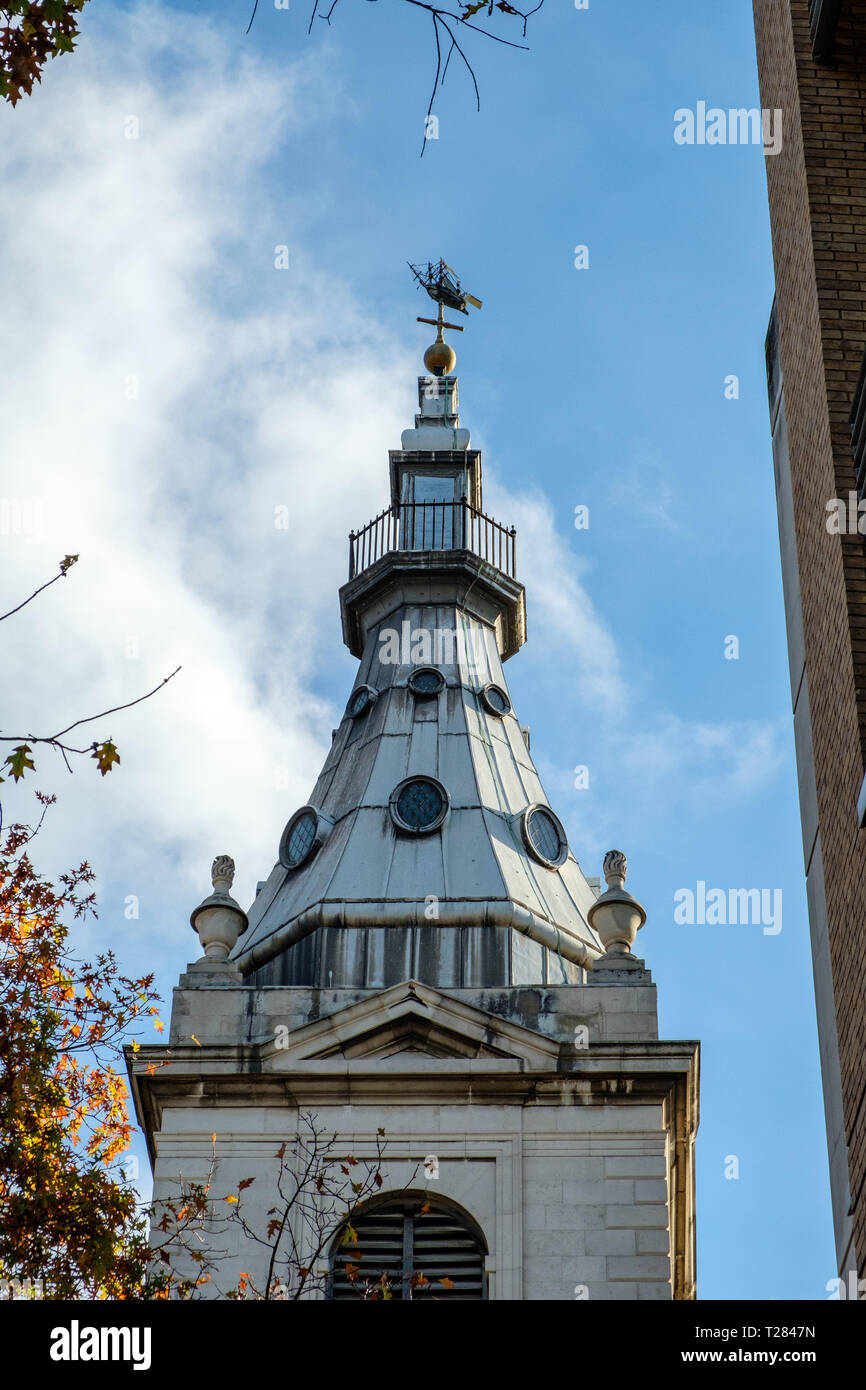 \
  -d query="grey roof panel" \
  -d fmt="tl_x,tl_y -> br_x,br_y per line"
232,379 -> 605,979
